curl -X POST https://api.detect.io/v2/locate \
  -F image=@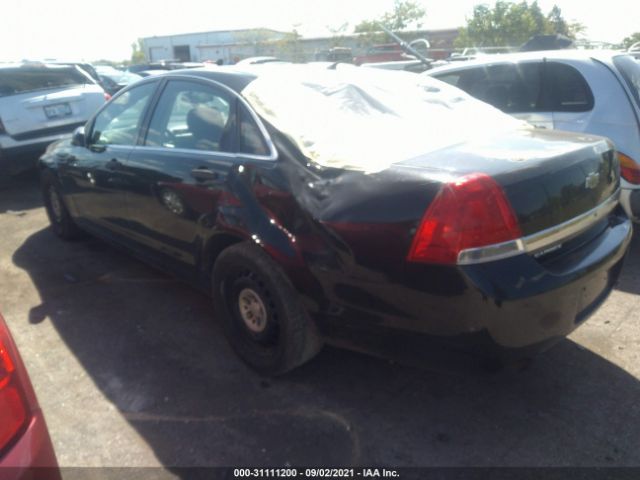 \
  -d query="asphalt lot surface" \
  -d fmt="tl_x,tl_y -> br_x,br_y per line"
1,171 -> 639,472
